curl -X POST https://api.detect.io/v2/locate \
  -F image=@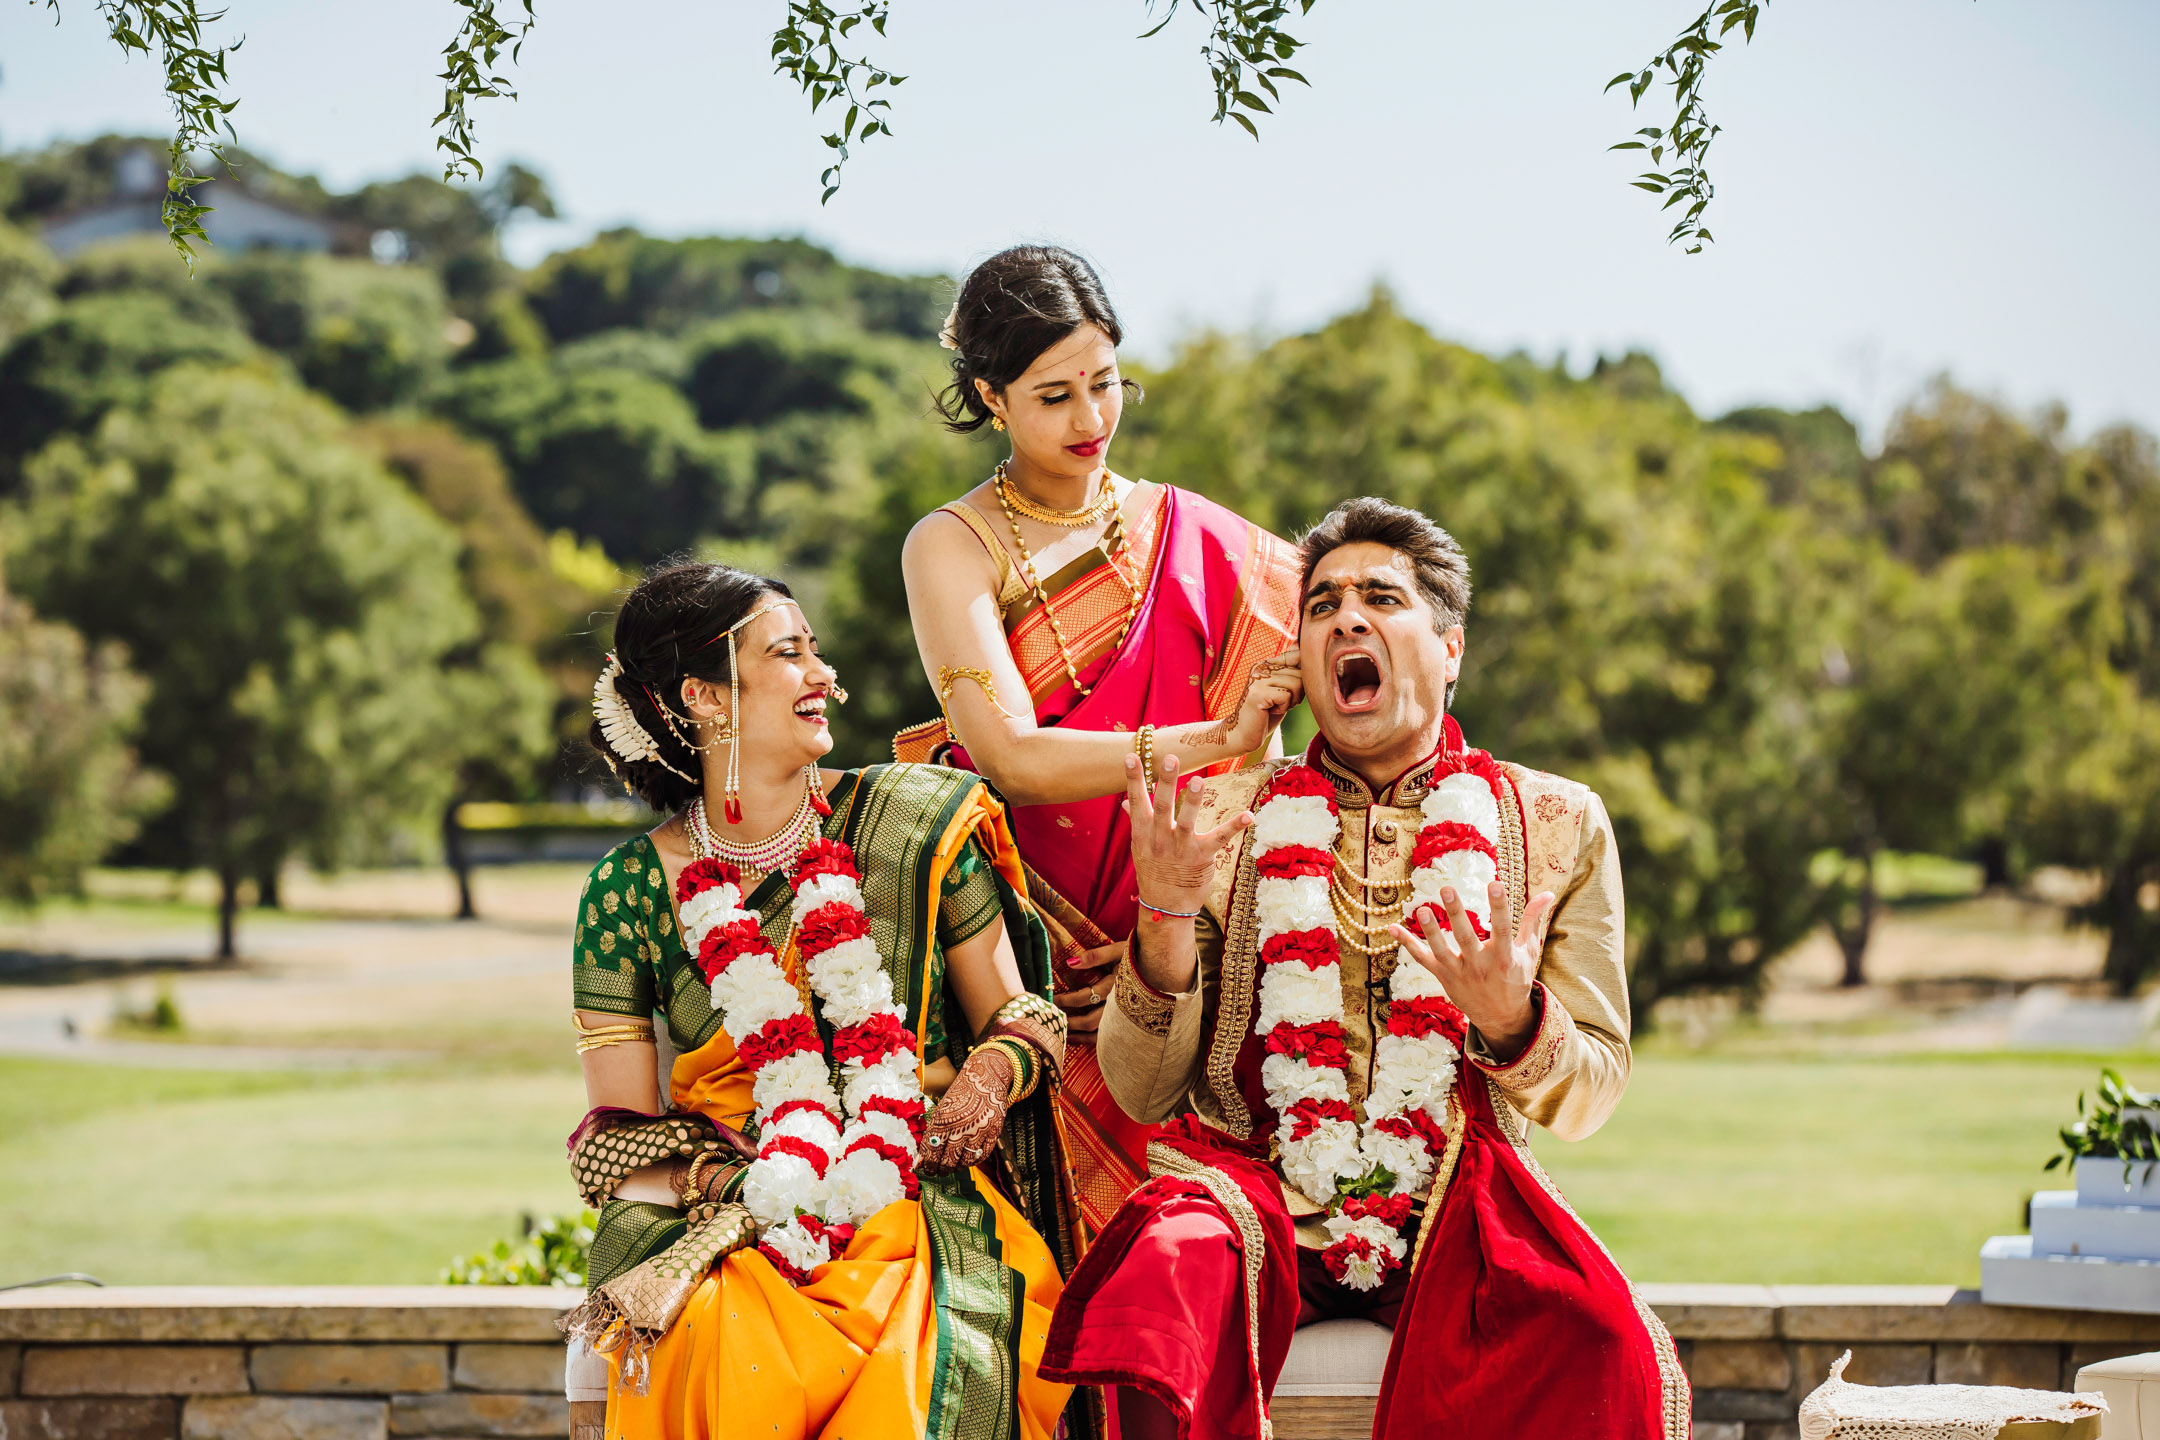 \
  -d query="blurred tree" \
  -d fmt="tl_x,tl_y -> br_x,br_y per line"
1868,381 -> 2080,569
0,291 -> 255,480
0,221 -> 59,353
0,569 -> 168,904
523,230 -> 947,343
434,357 -> 750,562
5,366 -> 486,957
